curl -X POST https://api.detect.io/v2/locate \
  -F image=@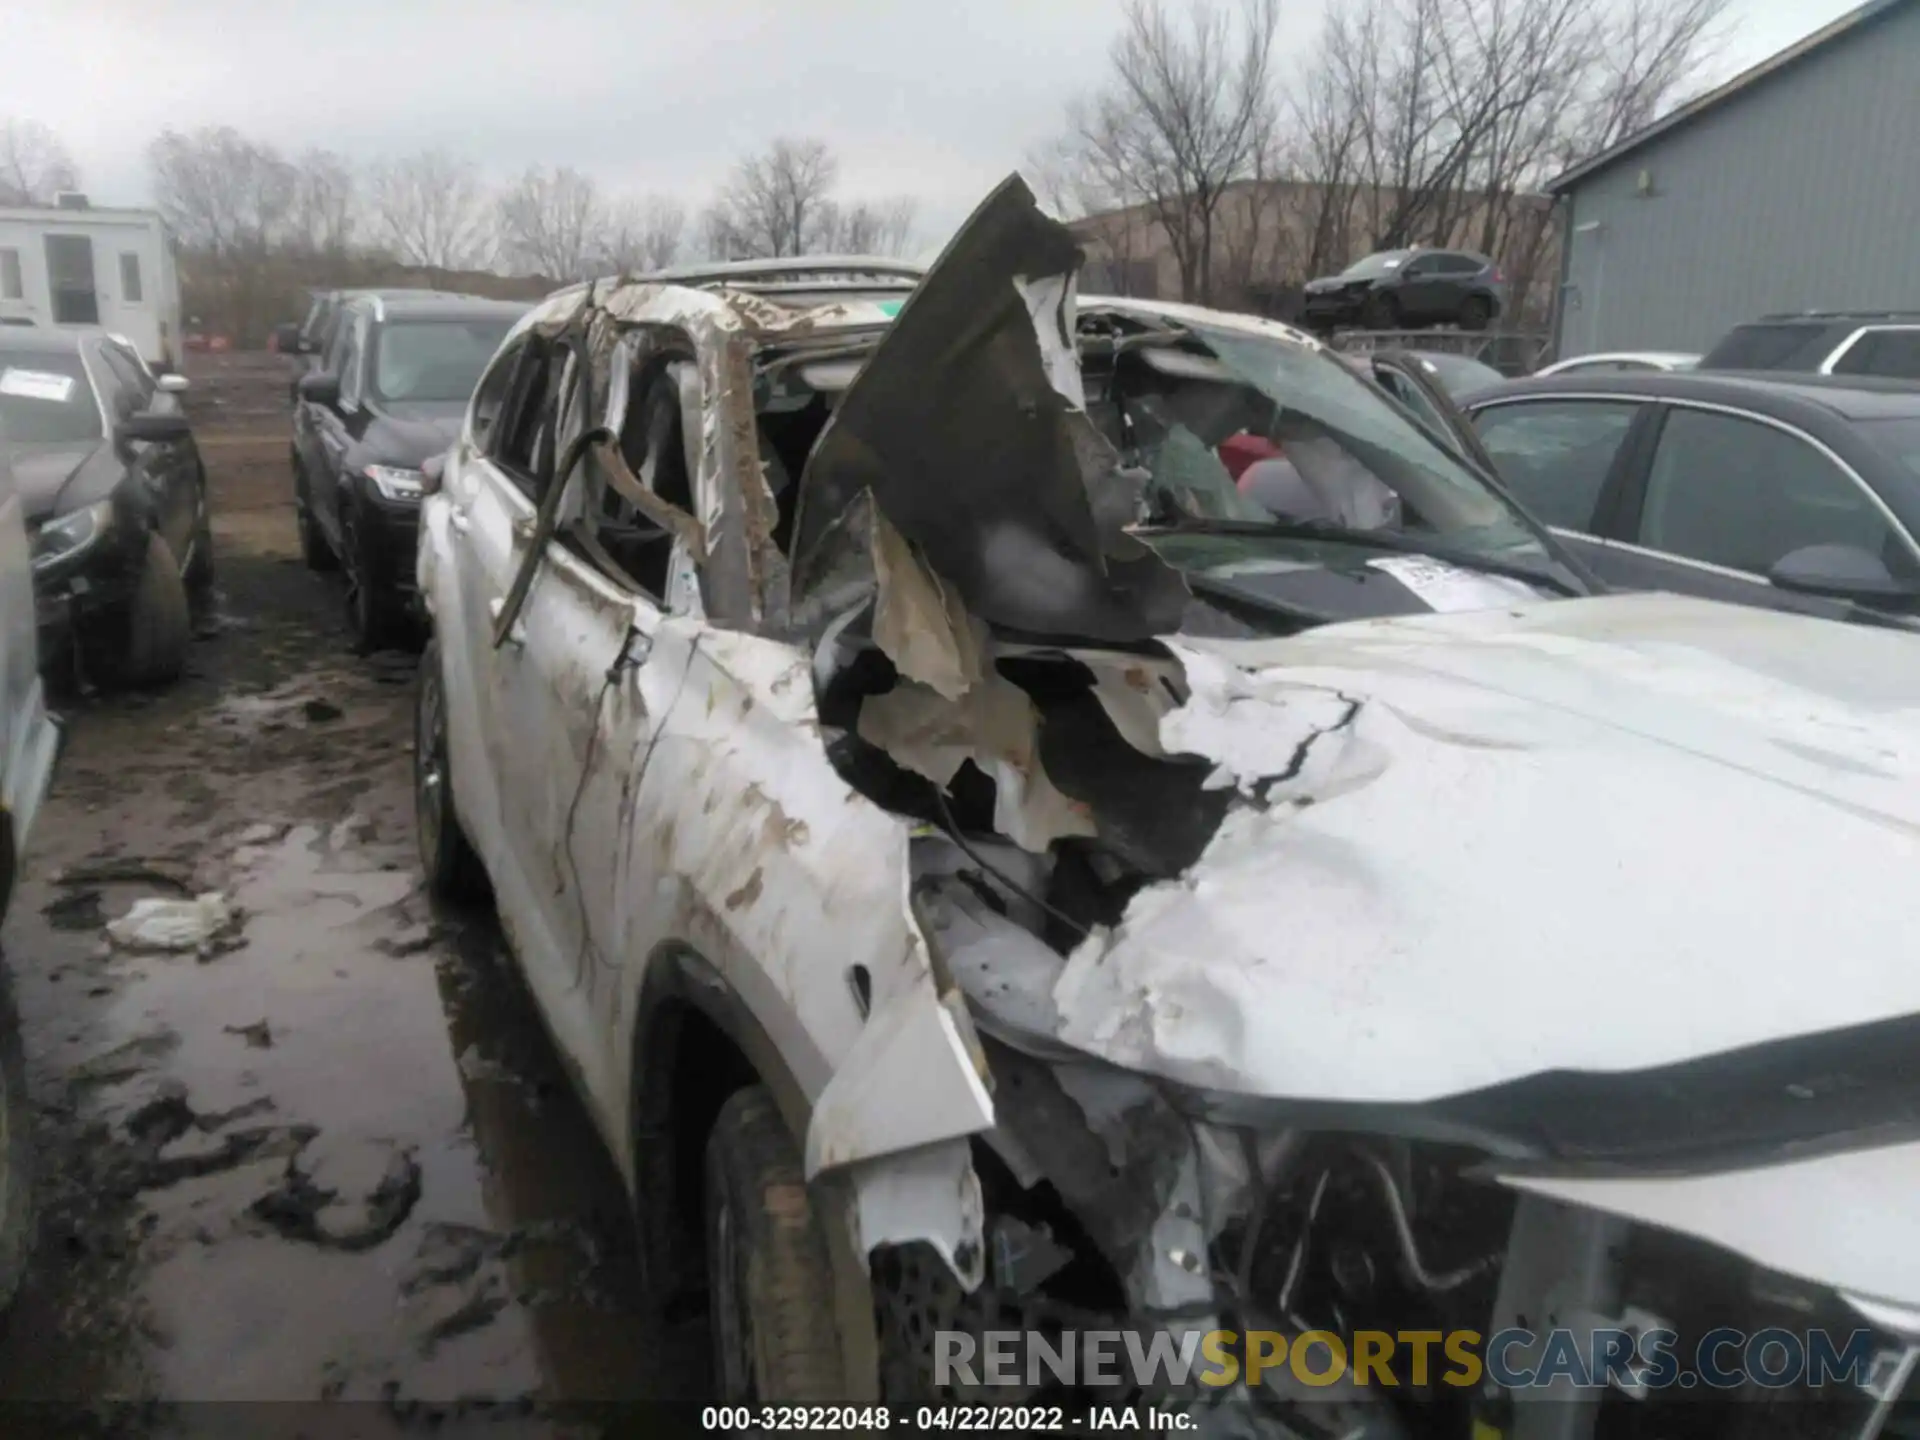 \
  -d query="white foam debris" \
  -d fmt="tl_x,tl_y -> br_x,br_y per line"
106,893 -> 235,953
